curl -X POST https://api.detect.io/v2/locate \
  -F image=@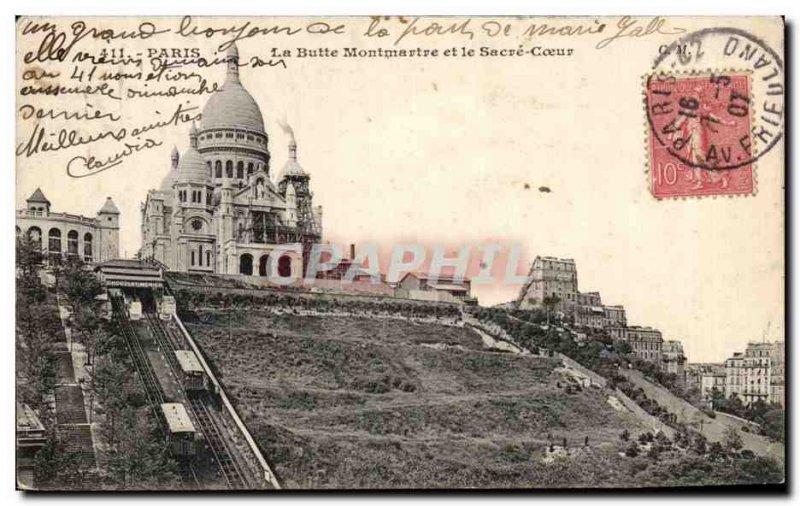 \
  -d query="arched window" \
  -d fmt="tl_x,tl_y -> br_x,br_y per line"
247,162 -> 254,176
67,230 -> 79,257
236,161 -> 244,179
191,250 -> 196,266
278,255 -> 292,278
226,160 -> 233,178
48,228 -> 61,253
258,254 -> 269,276
207,161 -> 212,178
28,227 -> 41,250
83,233 -> 93,262
206,250 -> 211,267
240,253 -> 253,275
198,245 -> 203,266
215,160 -> 222,178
